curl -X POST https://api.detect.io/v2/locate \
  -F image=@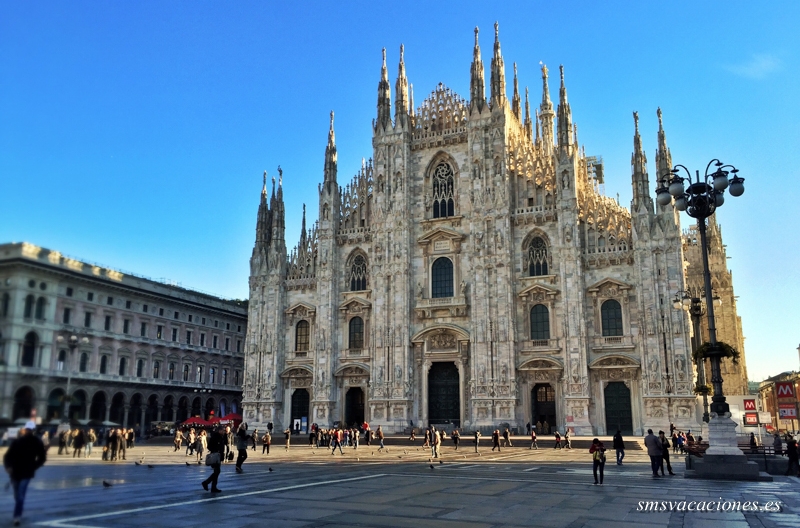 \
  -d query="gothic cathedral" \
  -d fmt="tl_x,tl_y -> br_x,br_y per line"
242,25 -> 748,436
